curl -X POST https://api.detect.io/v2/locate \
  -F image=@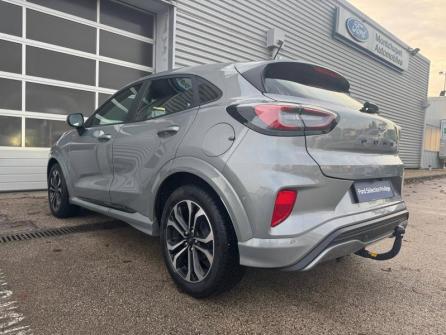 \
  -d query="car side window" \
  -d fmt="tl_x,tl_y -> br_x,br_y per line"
134,77 -> 194,122
87,83 -> 142,127
197,78 -> 221,104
